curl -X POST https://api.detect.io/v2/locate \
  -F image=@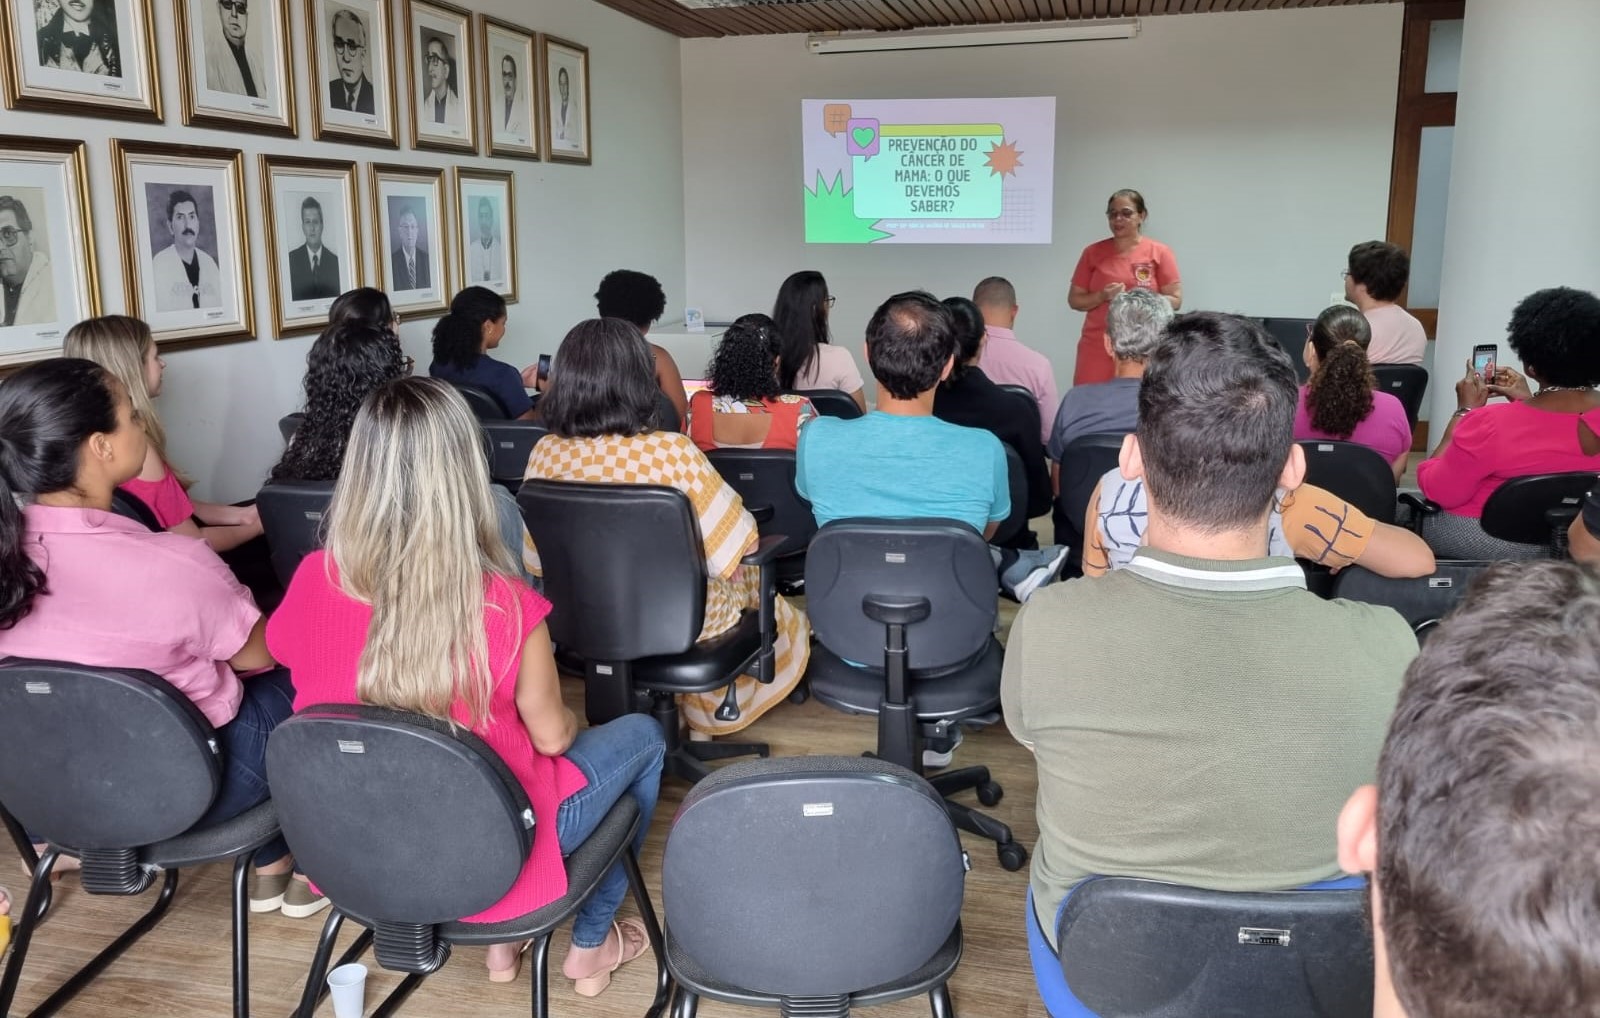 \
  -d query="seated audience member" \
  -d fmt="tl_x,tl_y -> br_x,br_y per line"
523,319 -> 808,734
1295,304 -> 1413,477
934,296 -> 1053,544
1048,287 -> 1171,470
688,313 -> 815,452
269,378 -> 665,988
796,292 -> 1065,603
428,286 -> 534,420
1003,313 -> 1416,978
973,276 -> 1057,443
327,286 -> 404,340
593,269 -> 688,430
0,358 -> 318,915
1346,241 -> 1427,365
773,269 -> 867,412
1336,560 -> 1600,1018
65,316 -> 263,552
1416,286 -> 1600,558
